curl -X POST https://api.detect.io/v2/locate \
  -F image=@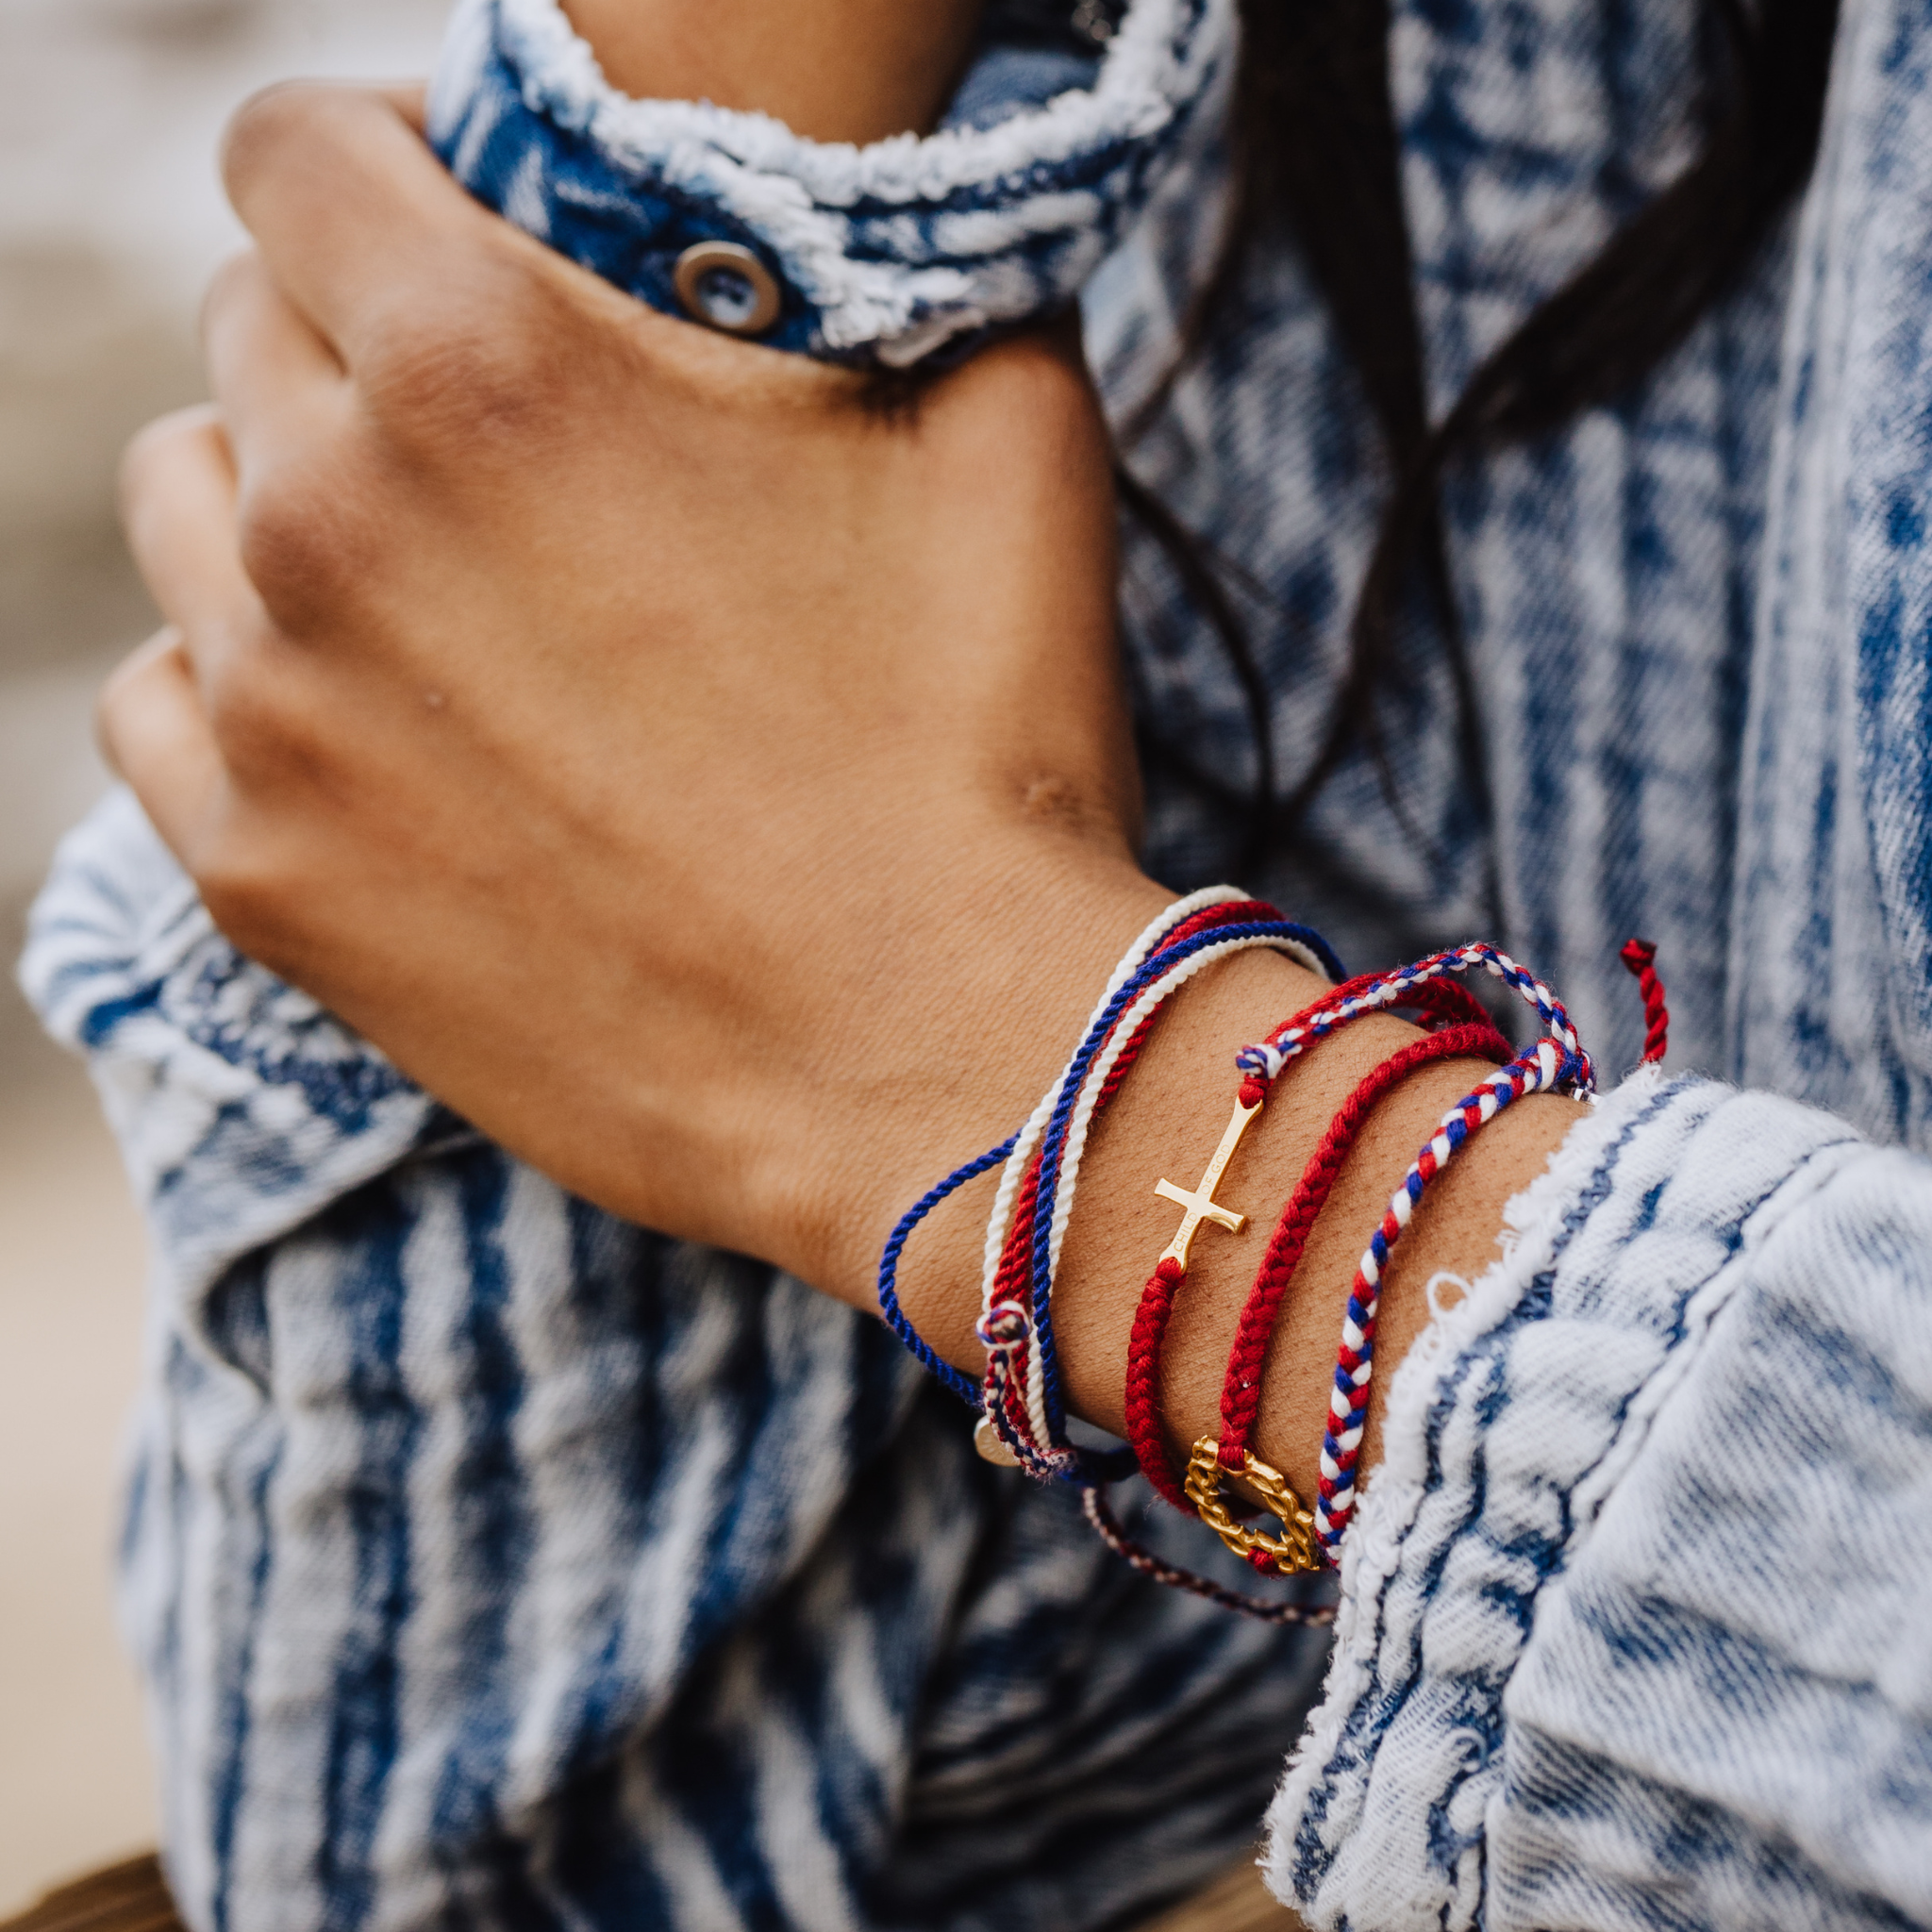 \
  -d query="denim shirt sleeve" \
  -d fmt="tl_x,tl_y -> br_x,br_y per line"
19,790 -> 1334,1932
19,789 -> 446,1320
1267,1069 -> 1932,1929
425,0 -> 1233,367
